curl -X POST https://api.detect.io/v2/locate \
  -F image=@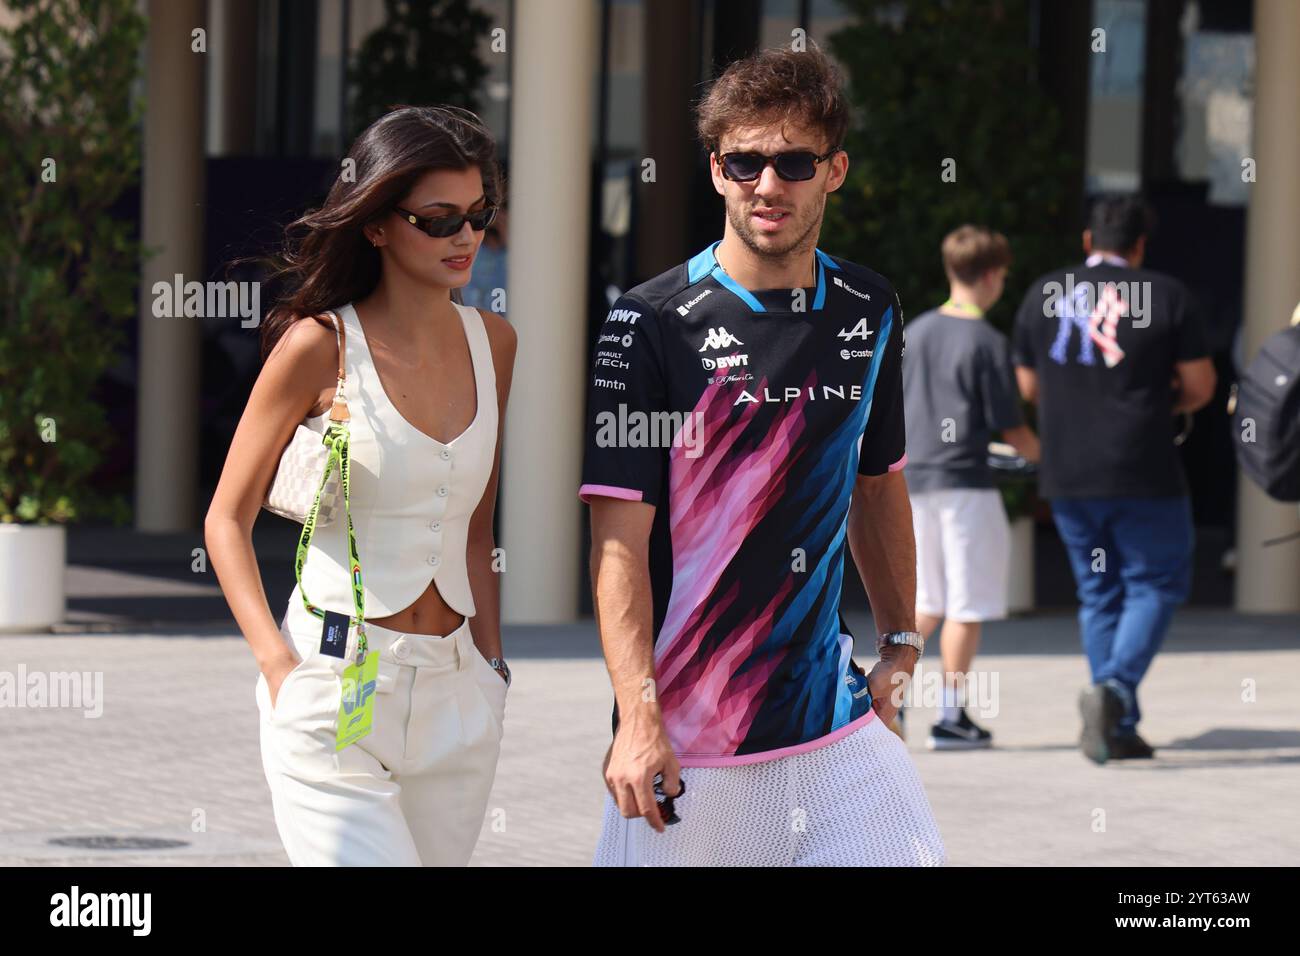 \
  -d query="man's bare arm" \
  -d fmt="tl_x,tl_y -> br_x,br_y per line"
1015,365 -> 1039,404
588,496 -> 679,832
1172,357 -> 1216,414
847,470 -> 920,719
589,498 -> 658,717
1001,423 -> 1041,463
